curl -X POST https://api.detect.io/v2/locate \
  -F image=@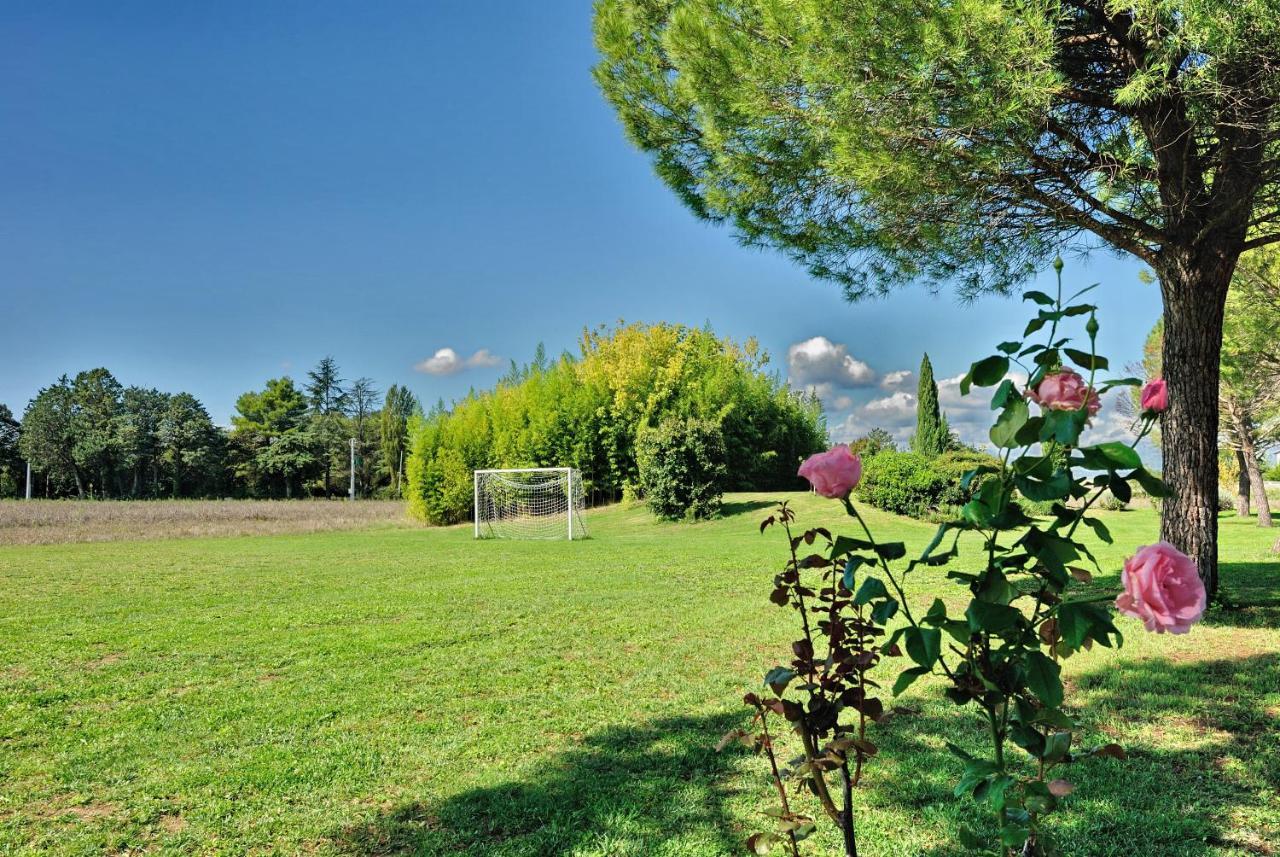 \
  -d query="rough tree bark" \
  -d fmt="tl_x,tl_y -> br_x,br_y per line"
1228,402 -> 1274,528
1234,448 -> 1250,518
1158,253 -> 1235,599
